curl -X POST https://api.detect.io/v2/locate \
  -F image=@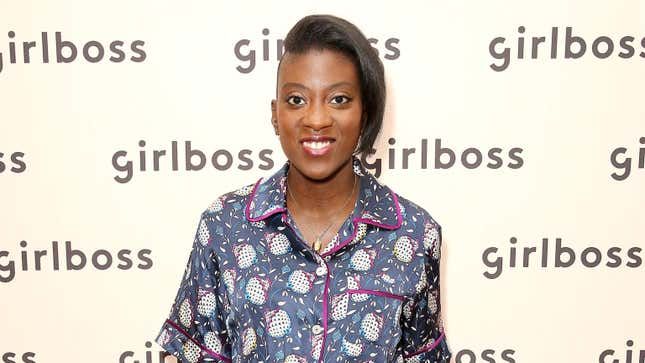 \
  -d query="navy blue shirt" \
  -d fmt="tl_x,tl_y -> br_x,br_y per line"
155,155 -> 451,362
